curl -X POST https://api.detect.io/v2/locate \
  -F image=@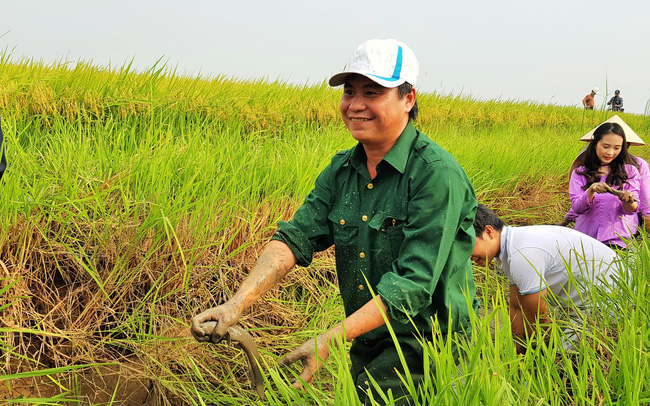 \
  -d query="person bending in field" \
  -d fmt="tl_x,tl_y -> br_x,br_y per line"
191,39 -> 479,405
582,88 -> 598,110
557,115 -> 650,234
471,204 -> 621,353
